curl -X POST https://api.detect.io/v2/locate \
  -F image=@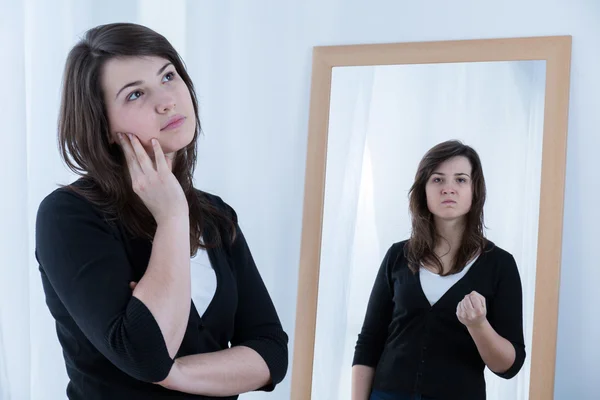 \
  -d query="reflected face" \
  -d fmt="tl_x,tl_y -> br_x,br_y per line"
425,156 -> 473,222
101,56 -> 196,156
